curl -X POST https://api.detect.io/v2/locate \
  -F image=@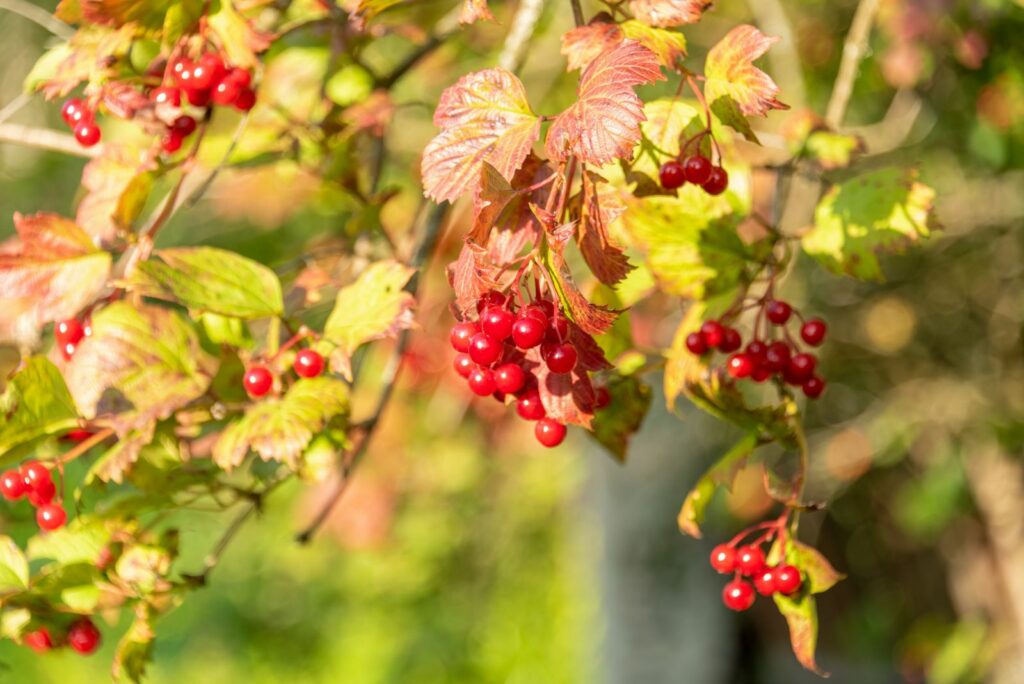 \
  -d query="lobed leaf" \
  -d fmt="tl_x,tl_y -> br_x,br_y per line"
561,22 -> 625,72
79,0 -> 171,28
629,0 -> 711,28
77,148 -> 156,247
578,172 -> 633,286
28,518 -> 112,565
0,357 -> 79,459
620,20 -> 687,69
677,431 -> 759,537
